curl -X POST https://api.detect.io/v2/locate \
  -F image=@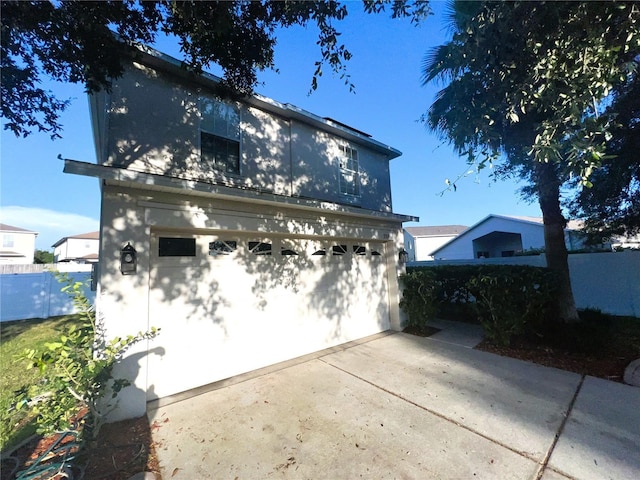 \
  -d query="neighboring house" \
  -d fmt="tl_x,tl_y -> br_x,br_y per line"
430,214 -> 588,260
0,224 -> 38,264
611,232 -> 640,250
64,46 -> 417,420
404,225 -> 467,261
52,231 -> 100,263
